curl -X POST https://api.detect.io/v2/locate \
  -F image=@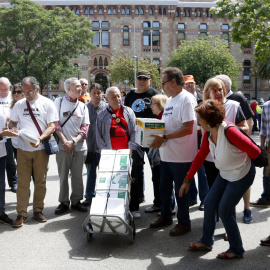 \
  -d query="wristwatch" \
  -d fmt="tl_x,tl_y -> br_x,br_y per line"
72,139 -> 77,146
163,134 -> 168,142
